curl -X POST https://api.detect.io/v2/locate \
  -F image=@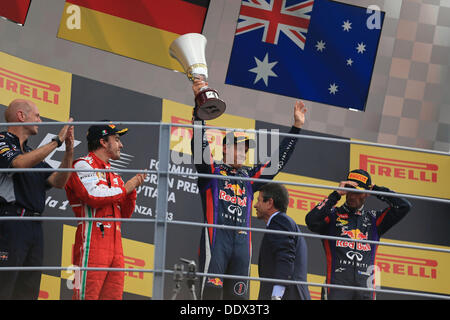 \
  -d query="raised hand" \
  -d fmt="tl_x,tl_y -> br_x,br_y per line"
293,100 -> 307,128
